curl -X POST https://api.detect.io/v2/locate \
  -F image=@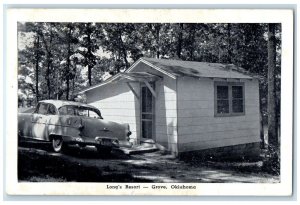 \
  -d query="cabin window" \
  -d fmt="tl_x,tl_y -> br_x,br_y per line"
214,82 -> 245,116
